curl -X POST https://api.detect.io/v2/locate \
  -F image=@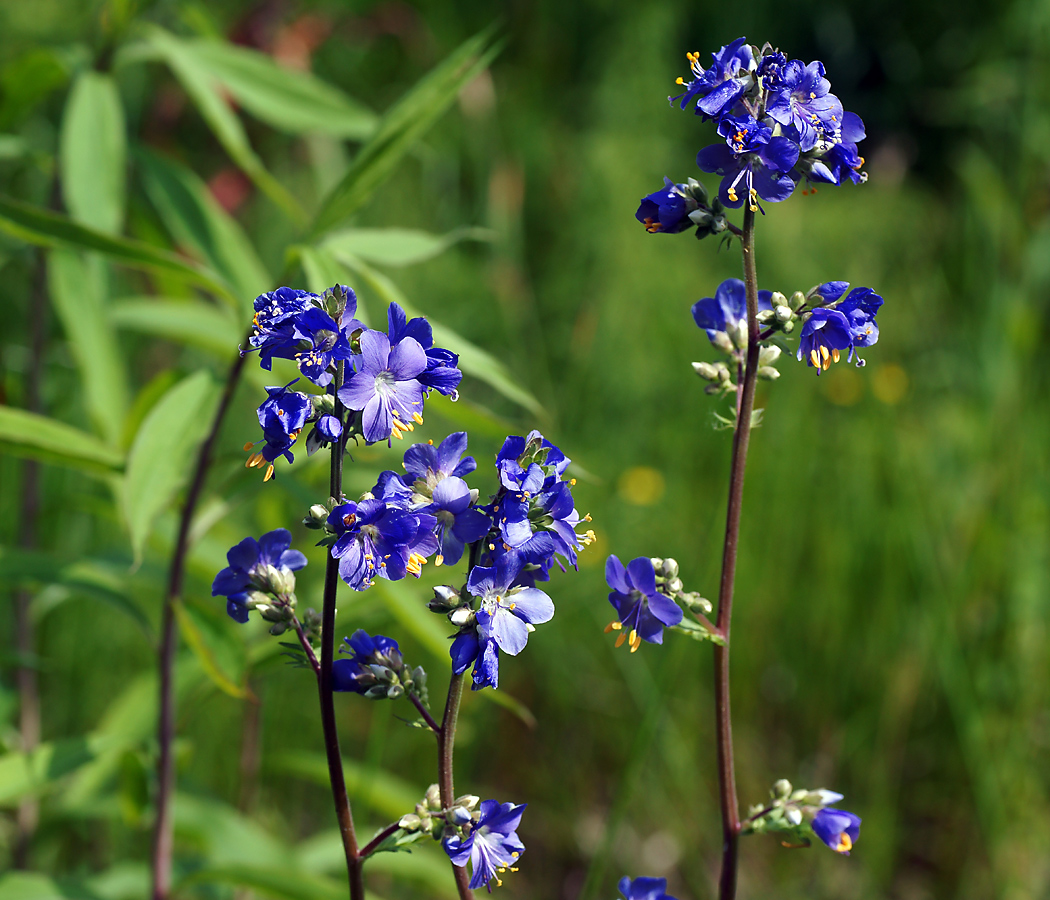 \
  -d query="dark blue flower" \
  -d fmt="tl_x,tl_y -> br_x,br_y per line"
671,38 -> 756,119
327,499 -> 430,590
691,278 -> 774,341
618,876 -> 680,900
812,808 -> 861,854
245,381 -> 312,481
764,59 -> 843,152
605,556 -> 683,651
430,476 -> 491,567
697,132 -> 799,209
796,308 -> 853,373
291,307 -> 352,388
401,432 -> 477,503
212,529 -> 307,622
386,302 -> 463,398
248,287 -> 315,369
471,552 -> 555,658
798,284 -> 883,372
636,178 -> 696,234
338,330 -> 428,443
444,799 -> 526,891
332,629 -> 403,694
